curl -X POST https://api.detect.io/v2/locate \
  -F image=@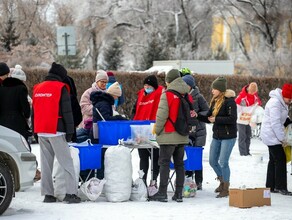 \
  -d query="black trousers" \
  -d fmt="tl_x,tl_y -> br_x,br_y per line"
158,144 -> 185,194
266,144 -> 287,191
138,148 -> 159,183
185,170 -> 203,184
